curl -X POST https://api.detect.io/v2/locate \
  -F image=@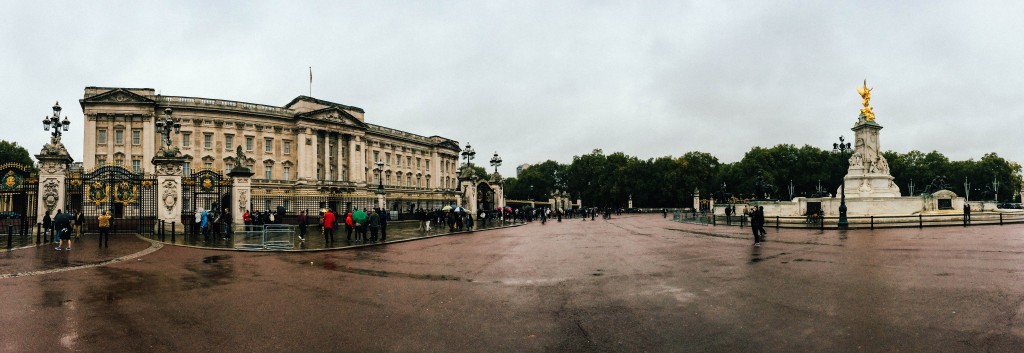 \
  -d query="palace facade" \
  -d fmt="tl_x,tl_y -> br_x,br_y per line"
80,86 -> 462,214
